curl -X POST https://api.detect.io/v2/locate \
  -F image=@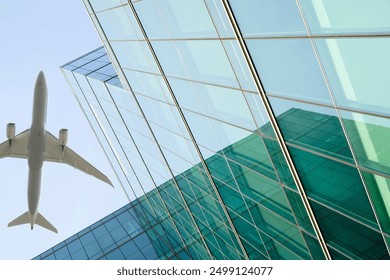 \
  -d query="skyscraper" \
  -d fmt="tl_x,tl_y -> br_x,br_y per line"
36,0 -> 390,260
